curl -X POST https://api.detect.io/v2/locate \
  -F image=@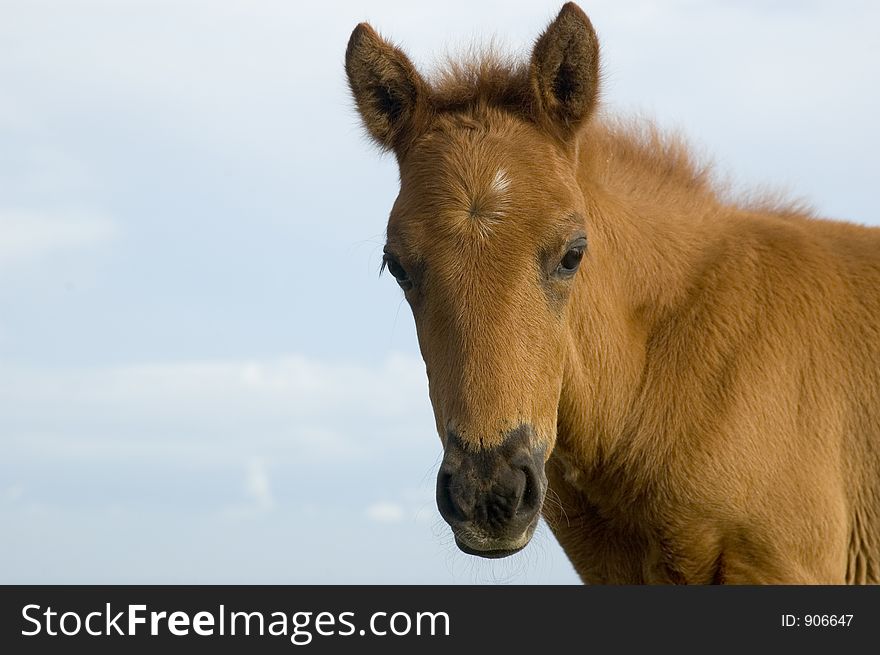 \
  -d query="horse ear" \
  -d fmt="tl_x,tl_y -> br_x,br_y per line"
529,3 -> 600,140
345,23 -> 429,156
